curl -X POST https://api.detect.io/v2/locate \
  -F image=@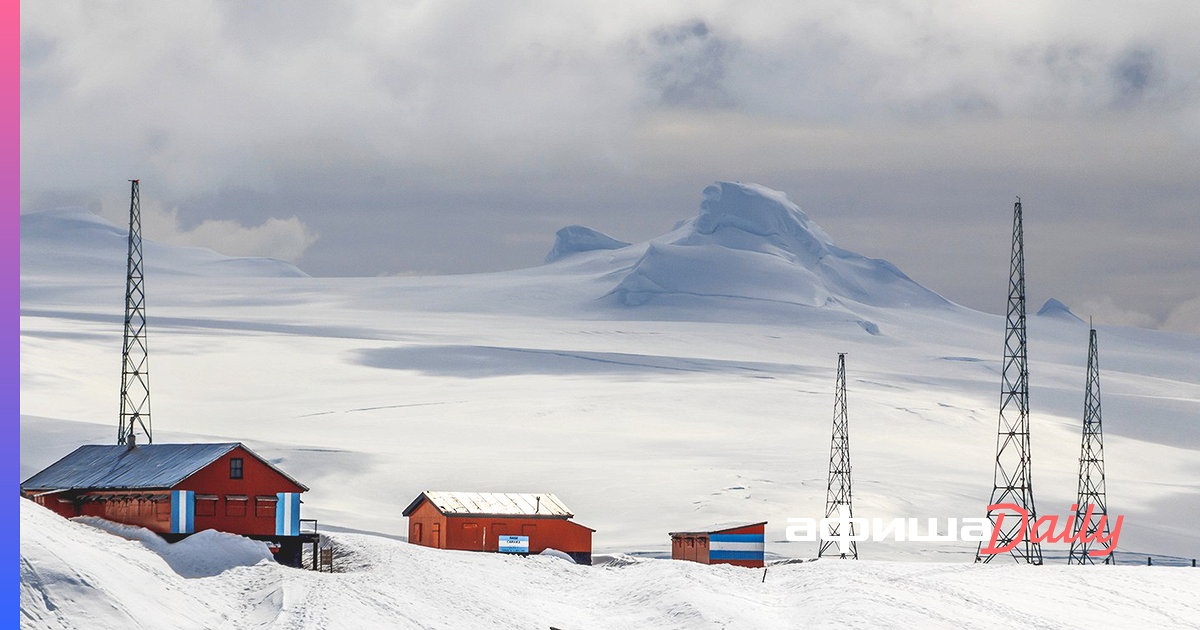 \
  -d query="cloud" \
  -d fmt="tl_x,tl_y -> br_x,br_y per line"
17,1 -> 1200,333
155,213 -> 318,263
1077,297 -> 1159,330
90,193 -> 318,263
1163,297 -> 1200,335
